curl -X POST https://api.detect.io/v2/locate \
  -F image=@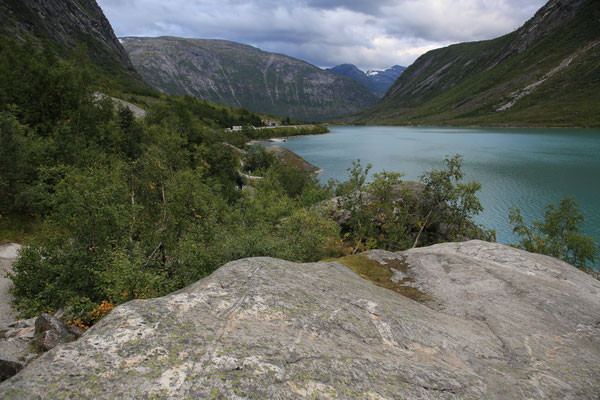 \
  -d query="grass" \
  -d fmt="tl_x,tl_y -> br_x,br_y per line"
331,254 -> 431,303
